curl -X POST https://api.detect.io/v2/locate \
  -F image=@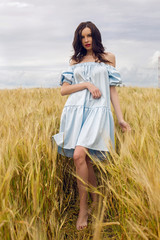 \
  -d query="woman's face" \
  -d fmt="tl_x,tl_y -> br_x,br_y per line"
81,27 -> 92,51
